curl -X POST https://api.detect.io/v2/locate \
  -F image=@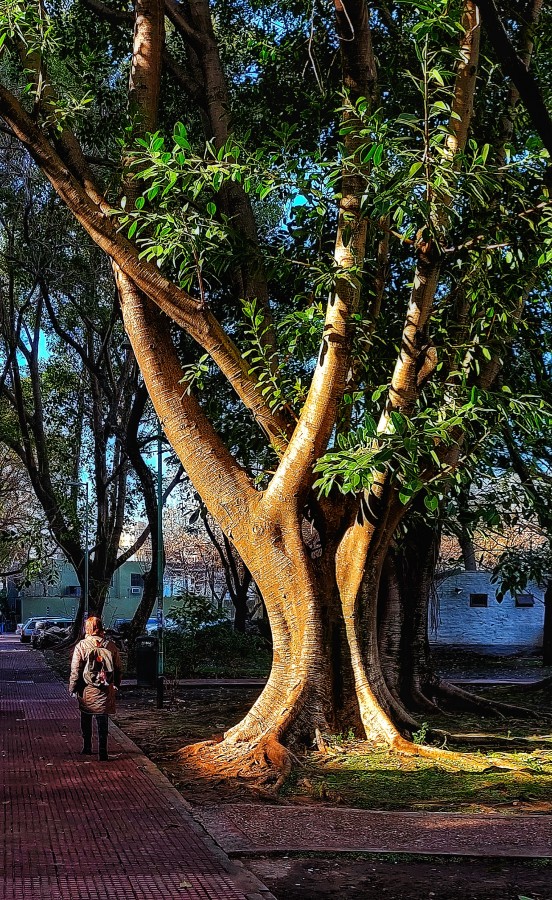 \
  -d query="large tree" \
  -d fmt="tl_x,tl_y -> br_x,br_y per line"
1,0 -> 551,777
